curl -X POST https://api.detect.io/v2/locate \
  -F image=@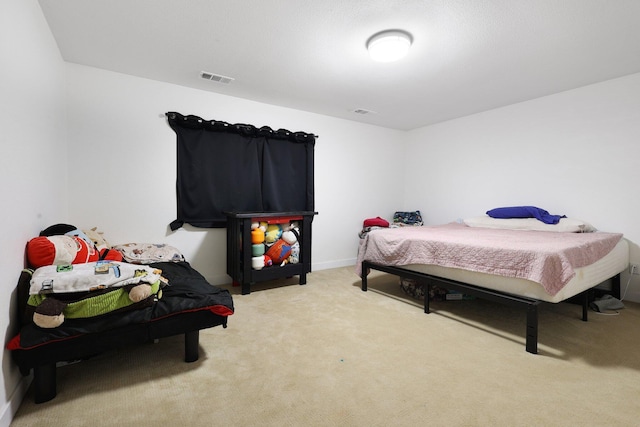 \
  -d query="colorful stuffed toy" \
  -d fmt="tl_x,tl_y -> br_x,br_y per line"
265,224 -> 282,244
27,224 -> 122,268
26,235 -> 122,268
265,239 -> 292,265
27,235 -> 98,268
